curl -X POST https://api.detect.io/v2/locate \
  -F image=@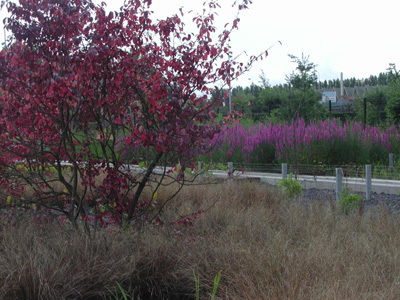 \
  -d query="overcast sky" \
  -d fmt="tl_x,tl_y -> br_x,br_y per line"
1,0 -> 399,87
